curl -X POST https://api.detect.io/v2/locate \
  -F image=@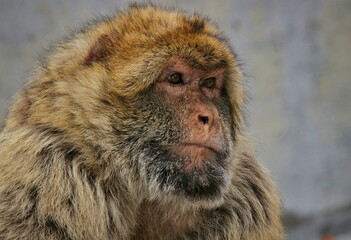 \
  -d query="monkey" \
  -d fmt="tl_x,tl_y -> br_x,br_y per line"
0,3 -> 283,240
